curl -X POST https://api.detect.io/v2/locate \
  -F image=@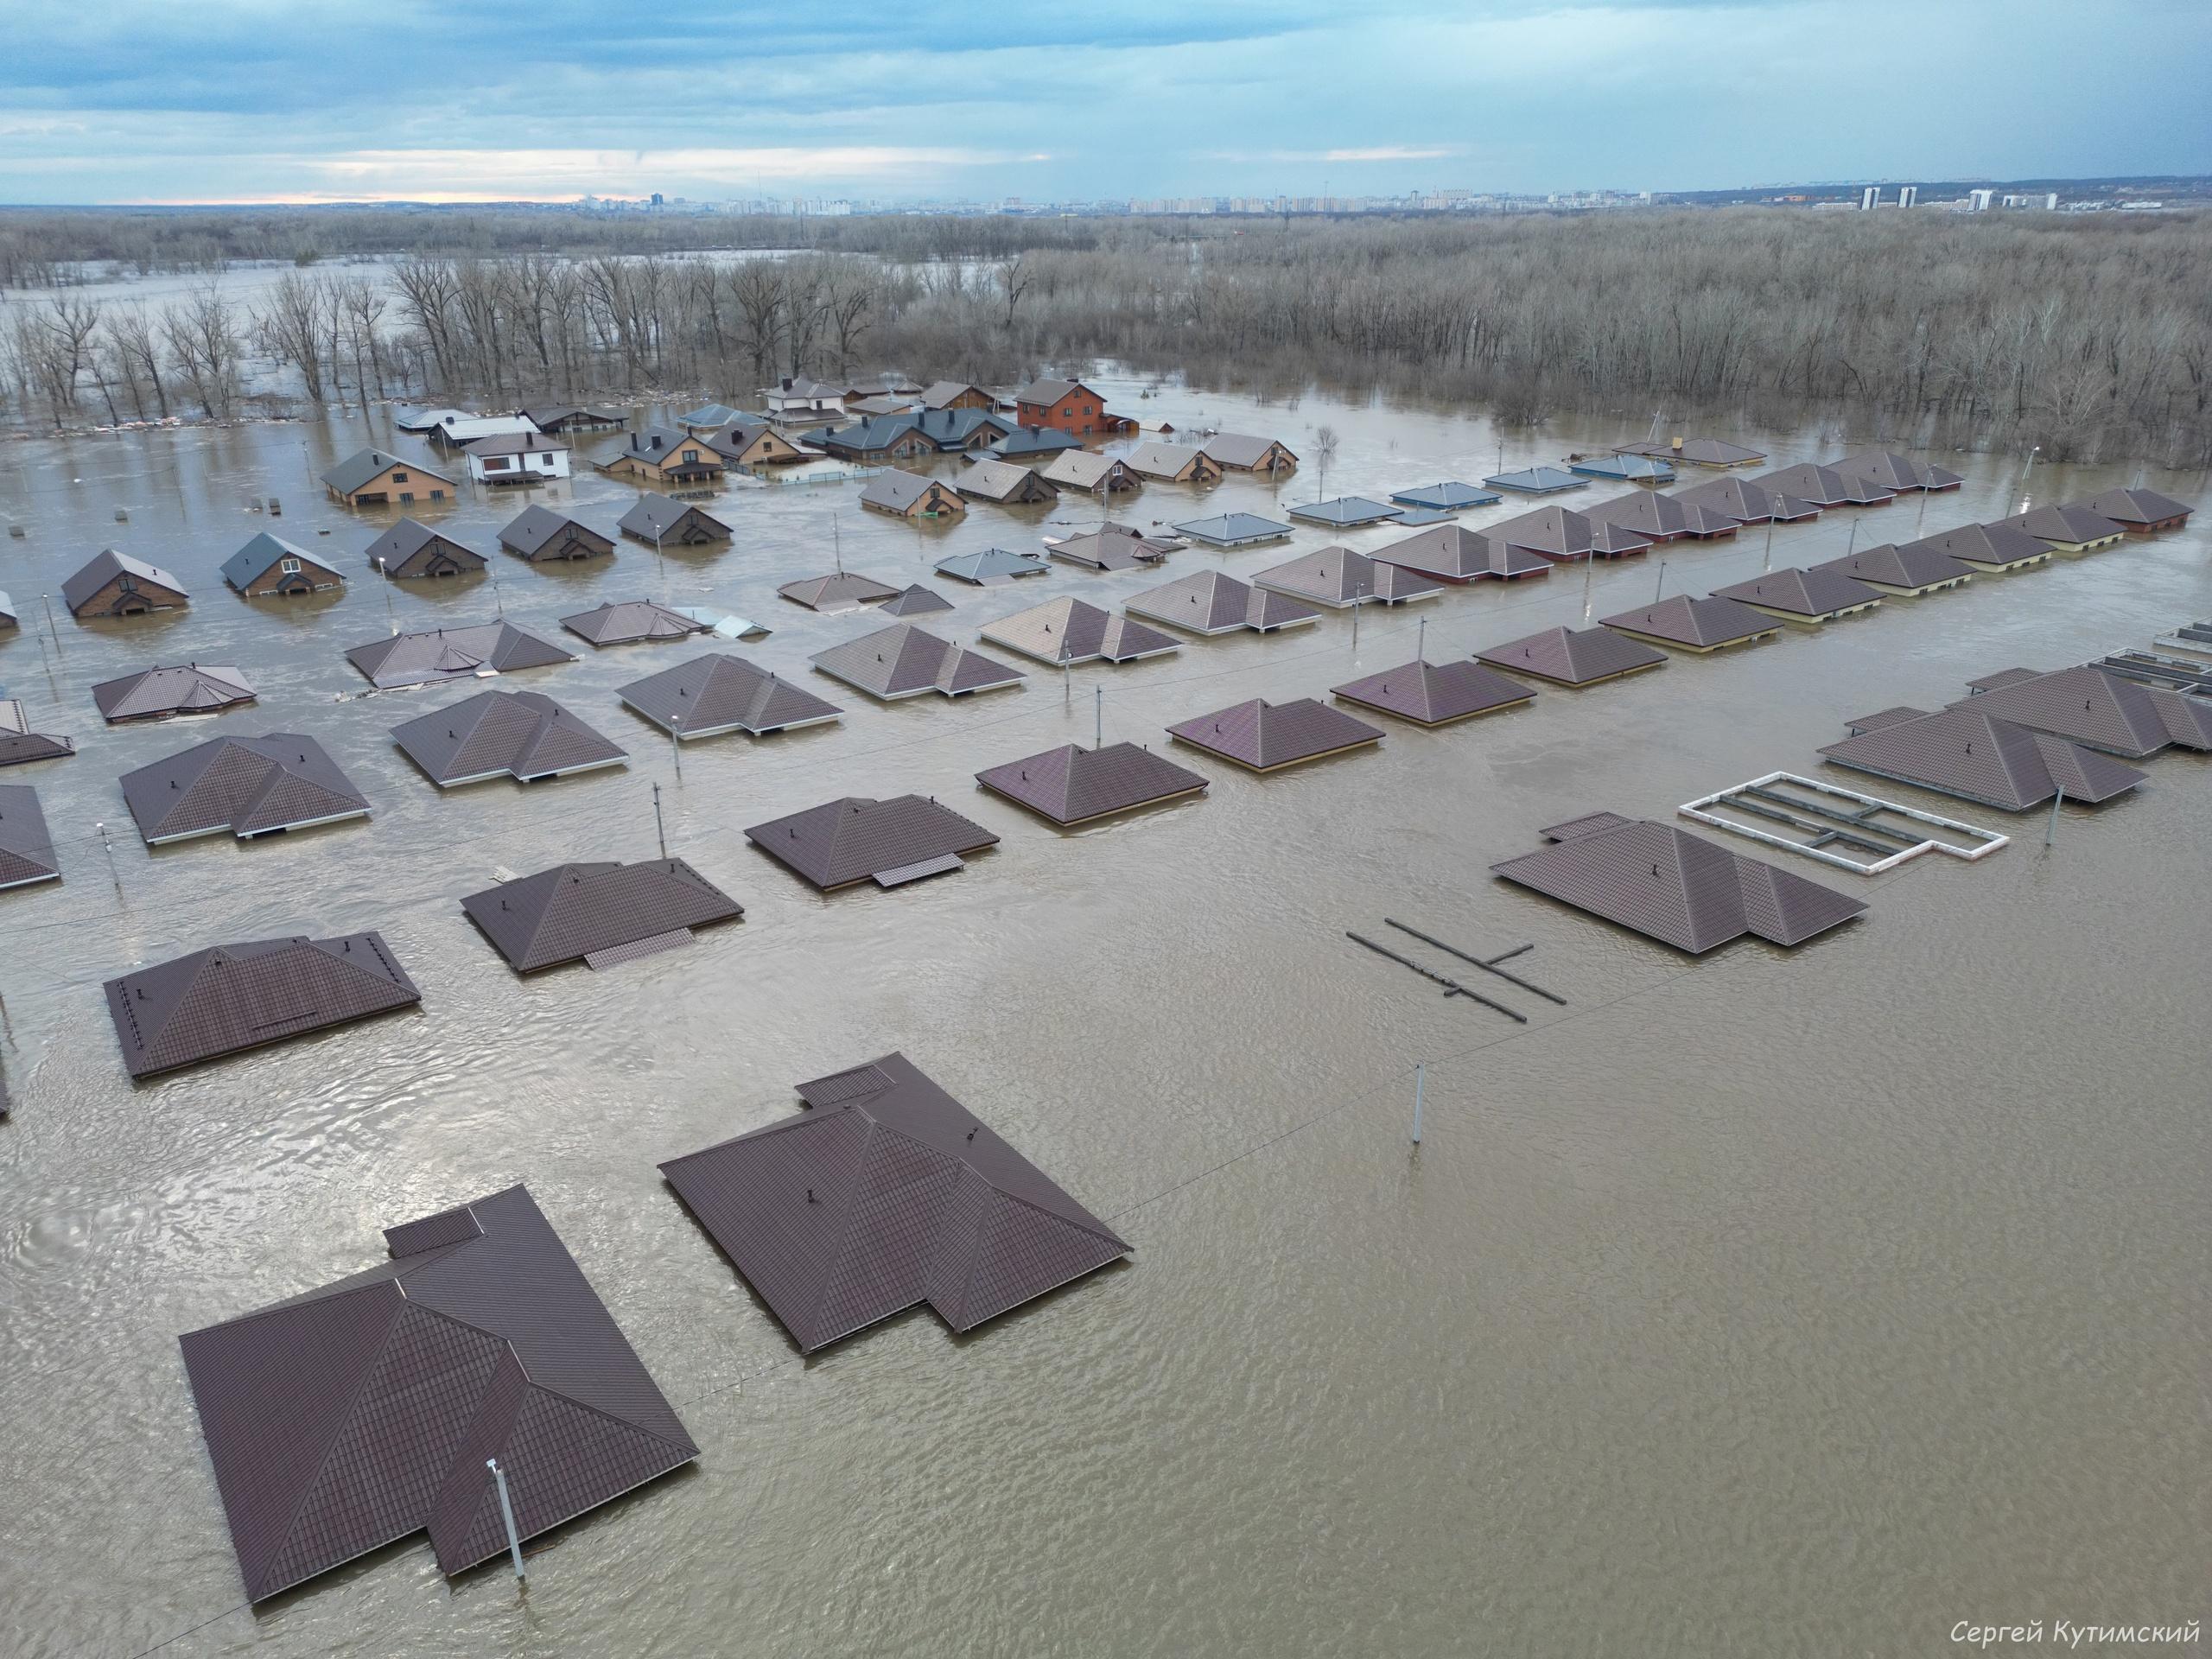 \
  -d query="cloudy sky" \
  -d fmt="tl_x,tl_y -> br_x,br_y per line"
4,0 -> 2209,205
